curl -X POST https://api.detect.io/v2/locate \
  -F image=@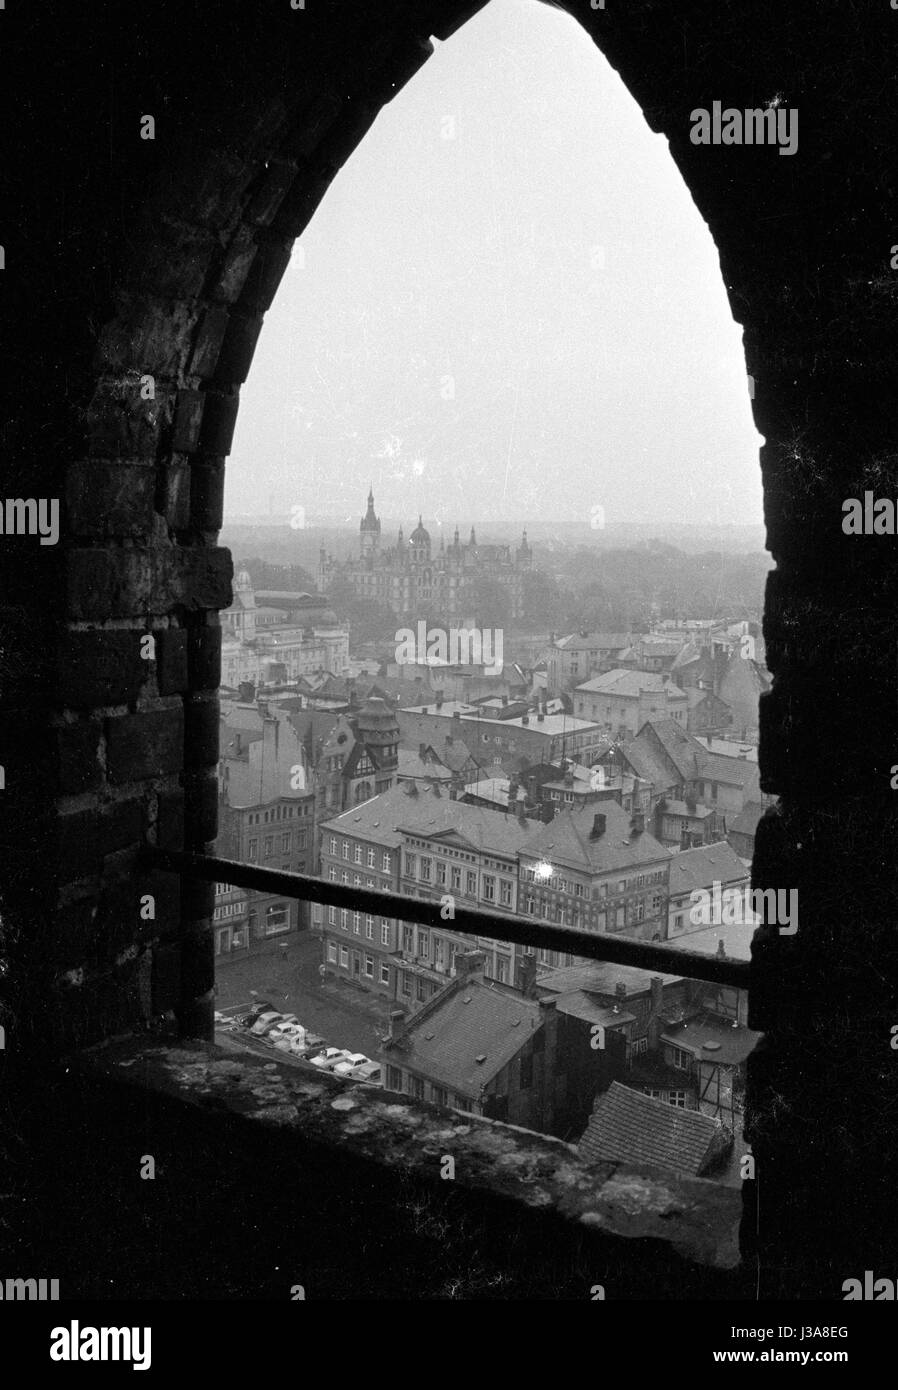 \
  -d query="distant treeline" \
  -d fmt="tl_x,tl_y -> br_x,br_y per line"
237,540 -> 771,644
